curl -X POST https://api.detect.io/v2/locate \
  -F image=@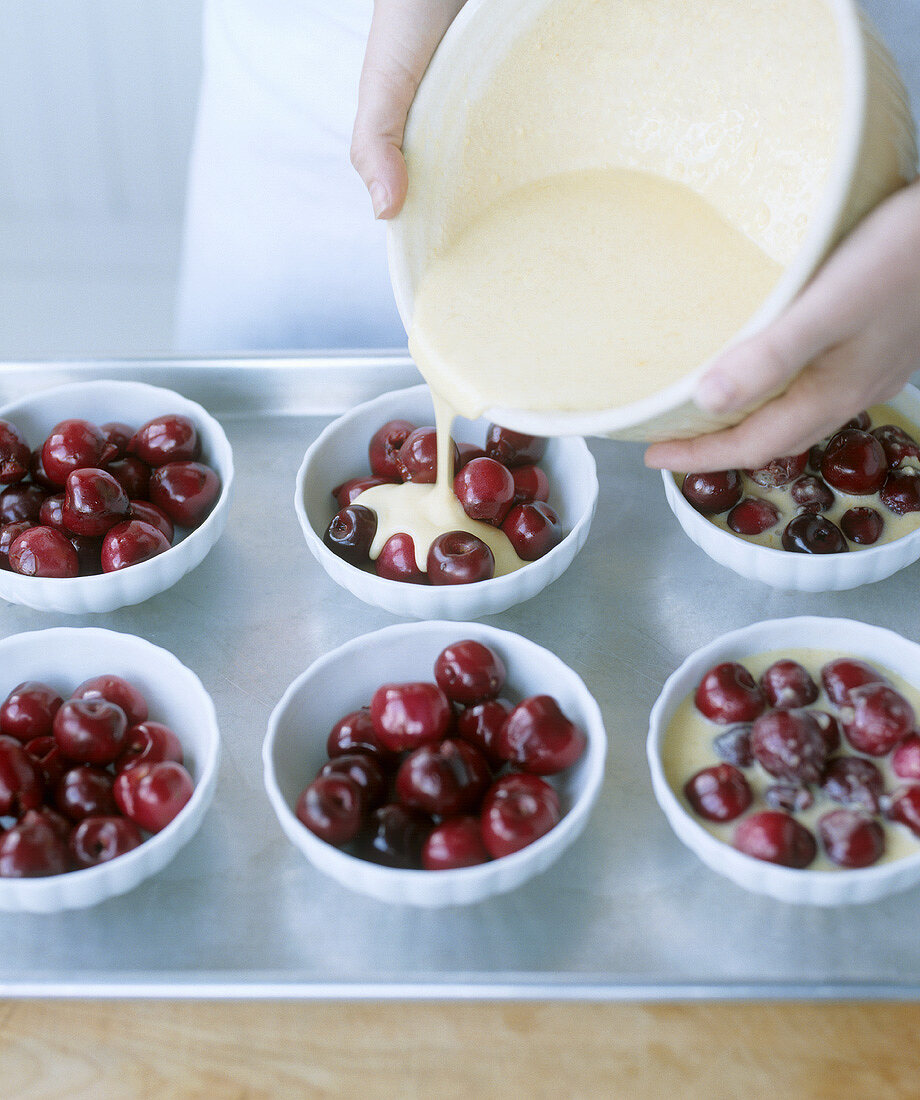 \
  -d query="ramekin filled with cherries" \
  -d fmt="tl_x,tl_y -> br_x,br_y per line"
0,627 -> 220,912
295,384 -> 598,620
263,621 -> 606,907
0,380 -> 233,613
648,617 -> 920,906
660,384 -> 920,591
